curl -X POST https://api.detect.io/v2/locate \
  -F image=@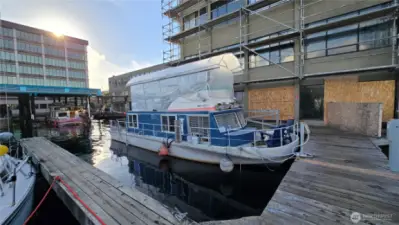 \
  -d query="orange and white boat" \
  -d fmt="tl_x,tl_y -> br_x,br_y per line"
47,105 -> 83,127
